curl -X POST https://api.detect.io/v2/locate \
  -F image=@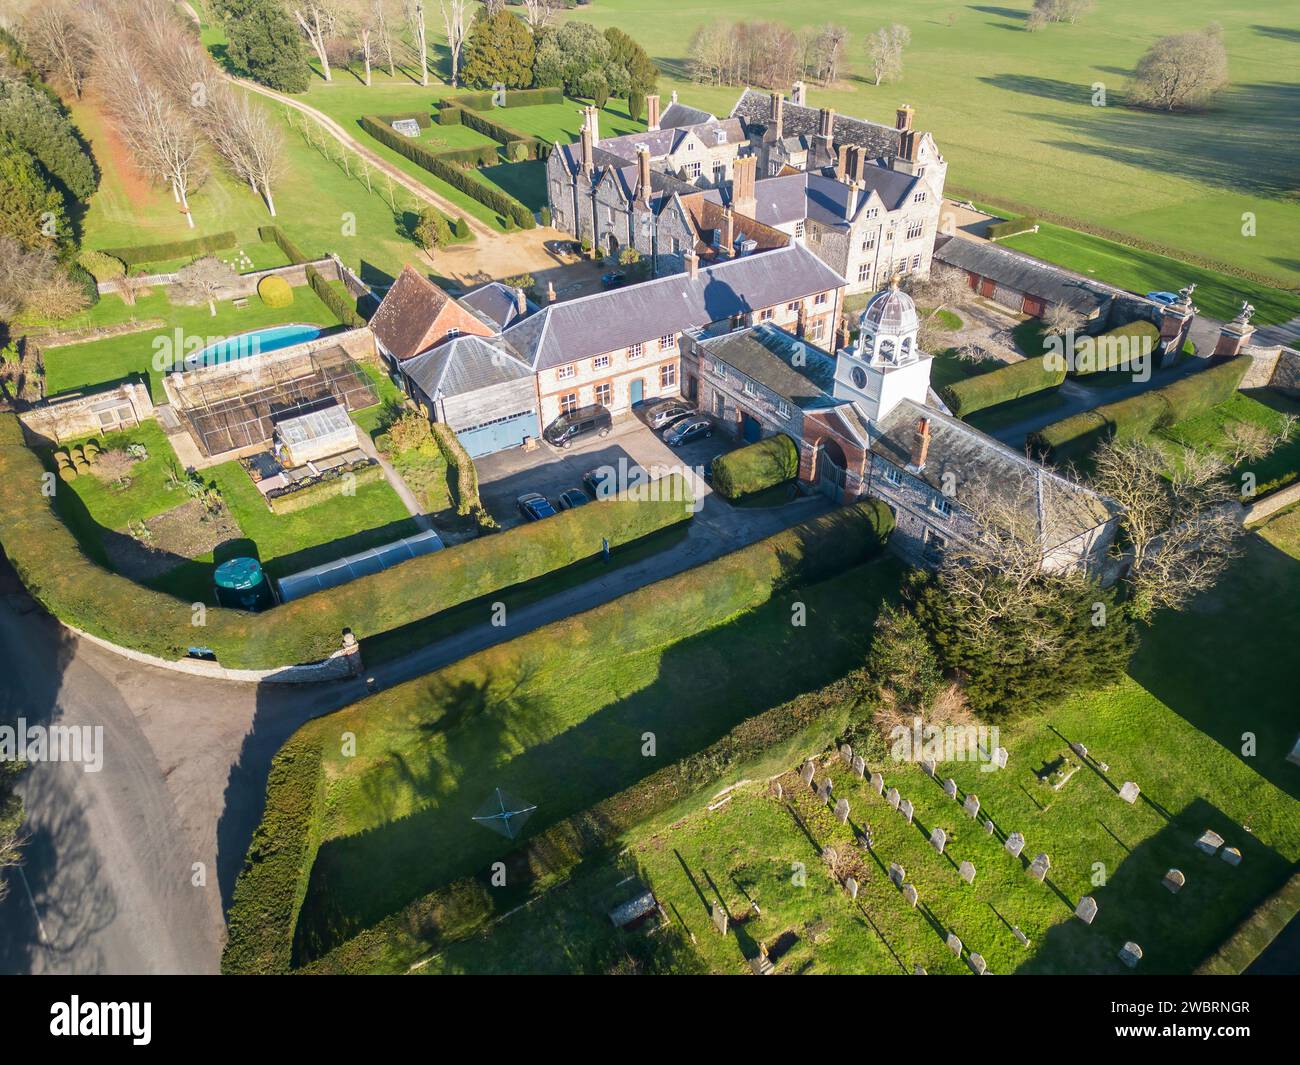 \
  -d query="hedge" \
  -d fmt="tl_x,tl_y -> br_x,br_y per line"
258,224 -> 310,266
710,433 -> 799,500
374,111 -> 432,130
440,86 -> 564,111
1029,356 -> 1251,460
0,415 -> 694,668
1196,871 -> 1300,975
98,231 -> 238,268
986,217 -> 1039,240
267,463 -> 384,514
457,108 -> 548,161
257,274 -> 294,309
360,115 -> 534,229
221,501 -> 892,973
429,421 -> 480,517
940,356 -> 1067,417
1070,320 -> 1161,376
305,265 -> 366,328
